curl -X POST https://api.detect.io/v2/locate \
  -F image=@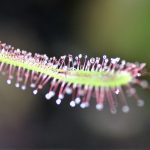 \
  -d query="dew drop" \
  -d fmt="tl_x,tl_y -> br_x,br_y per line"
110,108 -> 117,114
80,102 -> 89,109
122,105 -> 130,113
56,99 -> 61,105
15,83 -> 20,88
78,54 -> 82,58
21,85 -> 26,90
58,94 -> 64,99
45,91 -> 55,100
137,99 -> 144,107
90,58 -> 95,63
103,55 -> 107,59
33,89 -> 38,95
140,80 -> 148,89
70,101 -> 76,107
30,83 -> 36,88
7,79 -> 11,85
65,87 -> 72,94
38,84 -> 43,89
75,97 -> 81,104
115,89 -> 120,95
96,103 -> 103,110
